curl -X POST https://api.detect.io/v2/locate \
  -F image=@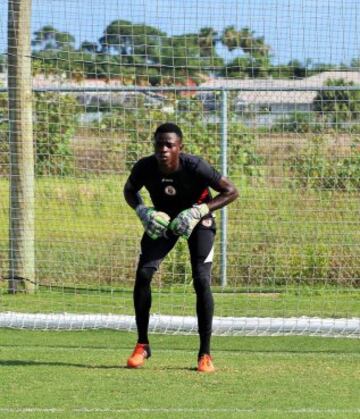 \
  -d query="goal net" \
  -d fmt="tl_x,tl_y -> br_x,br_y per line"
0,0 -> 359,336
